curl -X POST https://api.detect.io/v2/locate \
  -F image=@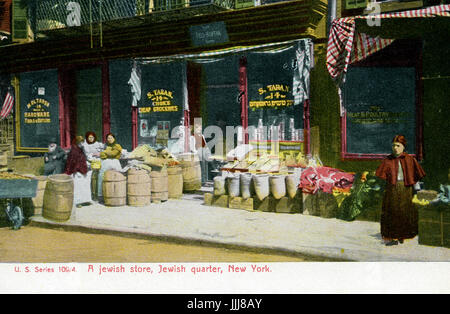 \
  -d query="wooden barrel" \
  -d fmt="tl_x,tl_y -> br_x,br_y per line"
178,153 -> 202,192
32,176 -> 48,215
150,167 -> 168,203
127,168 -> 151,206
167,166 -> 183,199
91,170 -> 99,201
103,170 -> 127,206
42,174 -> 74,222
